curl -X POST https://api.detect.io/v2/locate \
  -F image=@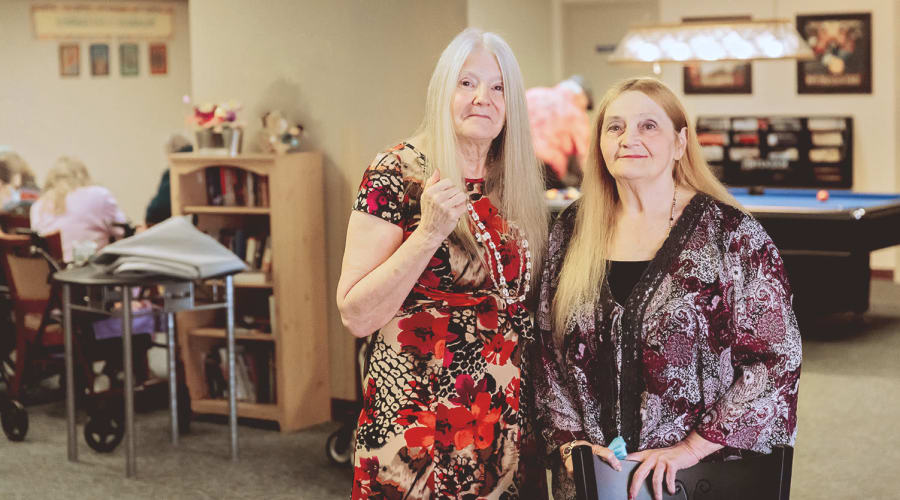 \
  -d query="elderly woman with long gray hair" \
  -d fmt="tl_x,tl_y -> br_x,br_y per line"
336,28 -> 548,498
